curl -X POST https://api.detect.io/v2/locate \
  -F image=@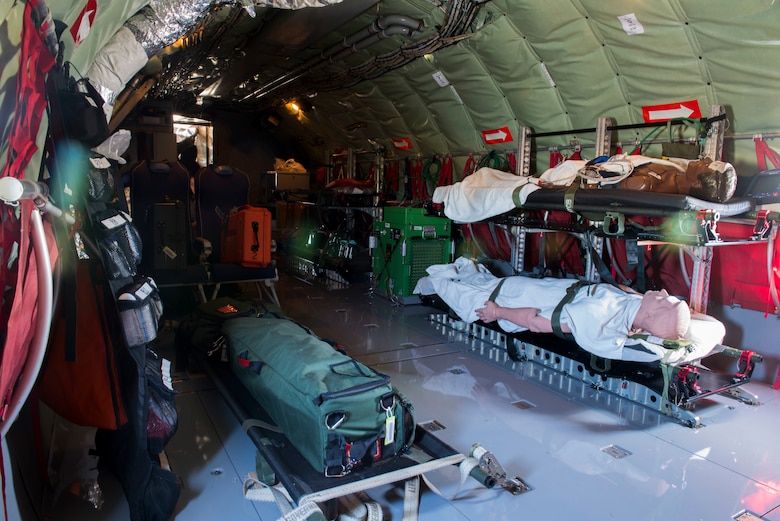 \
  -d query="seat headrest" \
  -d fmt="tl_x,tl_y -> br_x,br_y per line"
214,165 -> 234,176
149,161 -> 172,174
